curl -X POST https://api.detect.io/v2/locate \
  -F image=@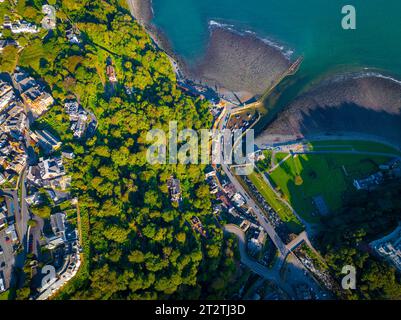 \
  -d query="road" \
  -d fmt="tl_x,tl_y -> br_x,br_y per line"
221,163 -> 289,266
224,224 -> 326,299
17,168 -> 30,254
217,106 -> 290,265
224,224 -> 281,280
214,80 -> 330,299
